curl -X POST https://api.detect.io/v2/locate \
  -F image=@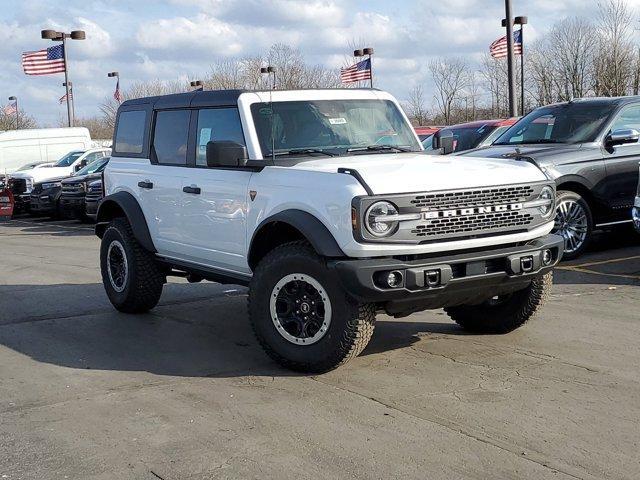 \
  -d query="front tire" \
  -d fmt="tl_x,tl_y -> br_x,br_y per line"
445,272 -> 553,333
249,242 -> 376,373
553,190 -> 592,260
100,218 -> 164,313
